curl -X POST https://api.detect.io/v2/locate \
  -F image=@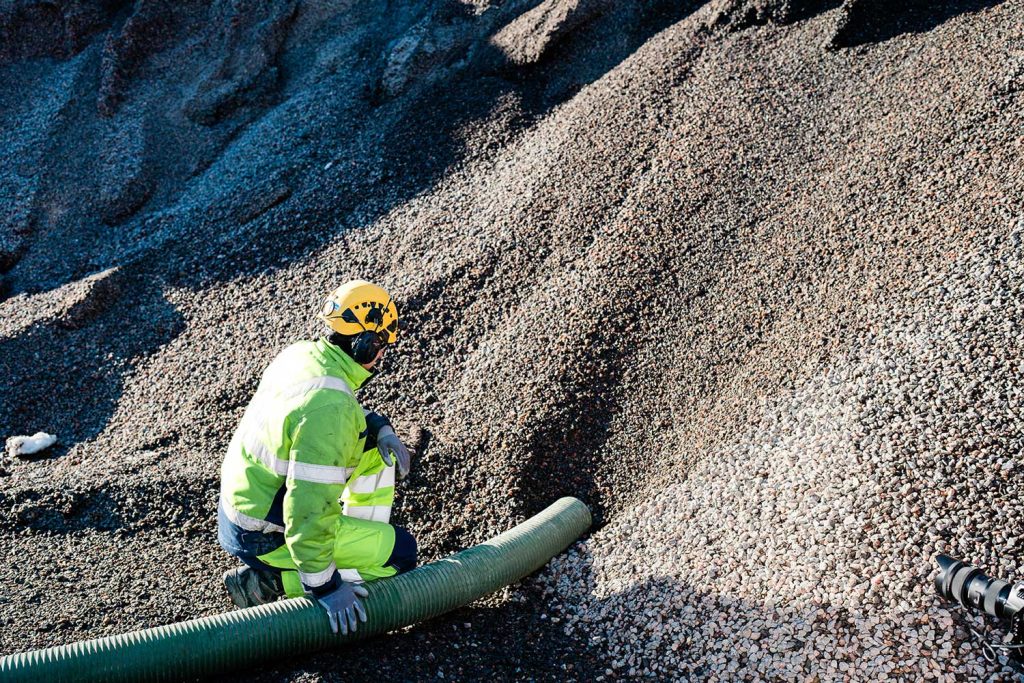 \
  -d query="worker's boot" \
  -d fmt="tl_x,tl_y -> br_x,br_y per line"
223,565 -> 284,608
